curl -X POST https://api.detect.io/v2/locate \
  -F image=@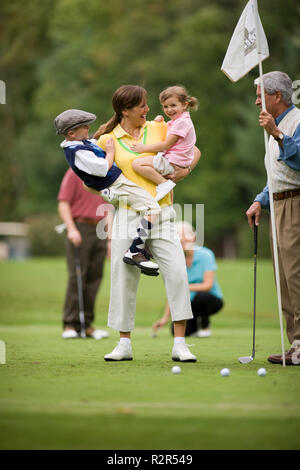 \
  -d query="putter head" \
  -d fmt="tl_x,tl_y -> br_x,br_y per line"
238,356 -> 254,364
